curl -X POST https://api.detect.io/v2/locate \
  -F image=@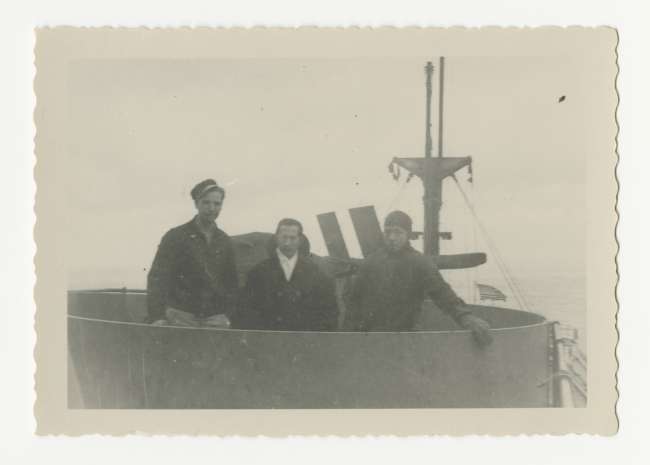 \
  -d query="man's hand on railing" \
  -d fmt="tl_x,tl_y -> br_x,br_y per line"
459,313 -> 493,348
